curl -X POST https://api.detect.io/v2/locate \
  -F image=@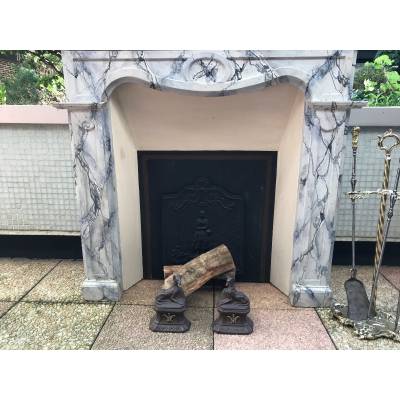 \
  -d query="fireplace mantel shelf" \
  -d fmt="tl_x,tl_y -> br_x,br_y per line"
54,99 -> 367,111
